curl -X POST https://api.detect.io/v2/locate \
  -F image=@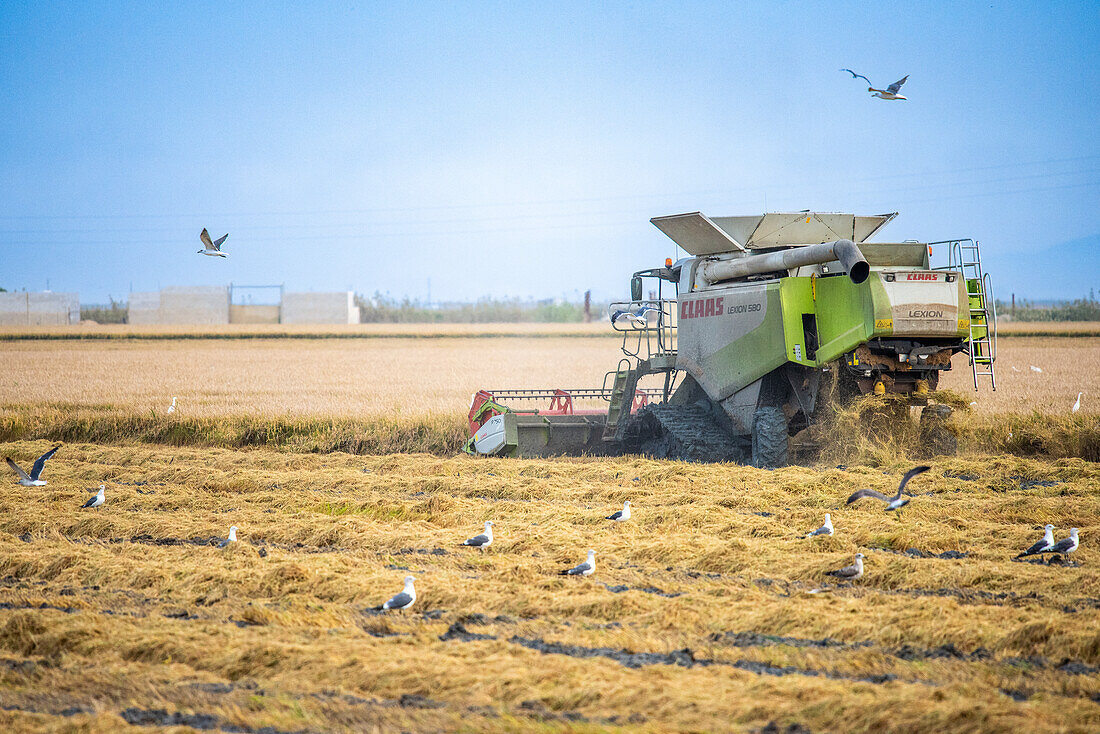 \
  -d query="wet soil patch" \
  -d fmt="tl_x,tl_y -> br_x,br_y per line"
438,622 -> 496,642
711,631 -> 869,650
871,548 -> 969,560
120,707 -> 309,733
602,583 -> 682,598
1013,555 -> 1082,567
755,722 -> 813,734
893,643 -> 991,661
